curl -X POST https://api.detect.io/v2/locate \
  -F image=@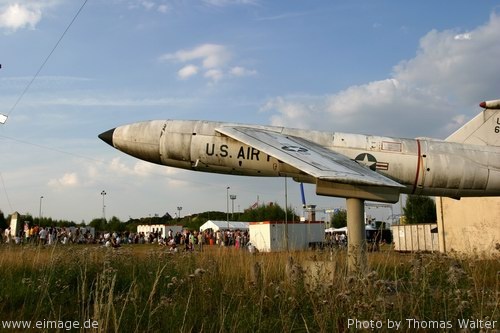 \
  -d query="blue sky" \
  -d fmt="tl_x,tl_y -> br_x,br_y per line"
1,0 -> 500,223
